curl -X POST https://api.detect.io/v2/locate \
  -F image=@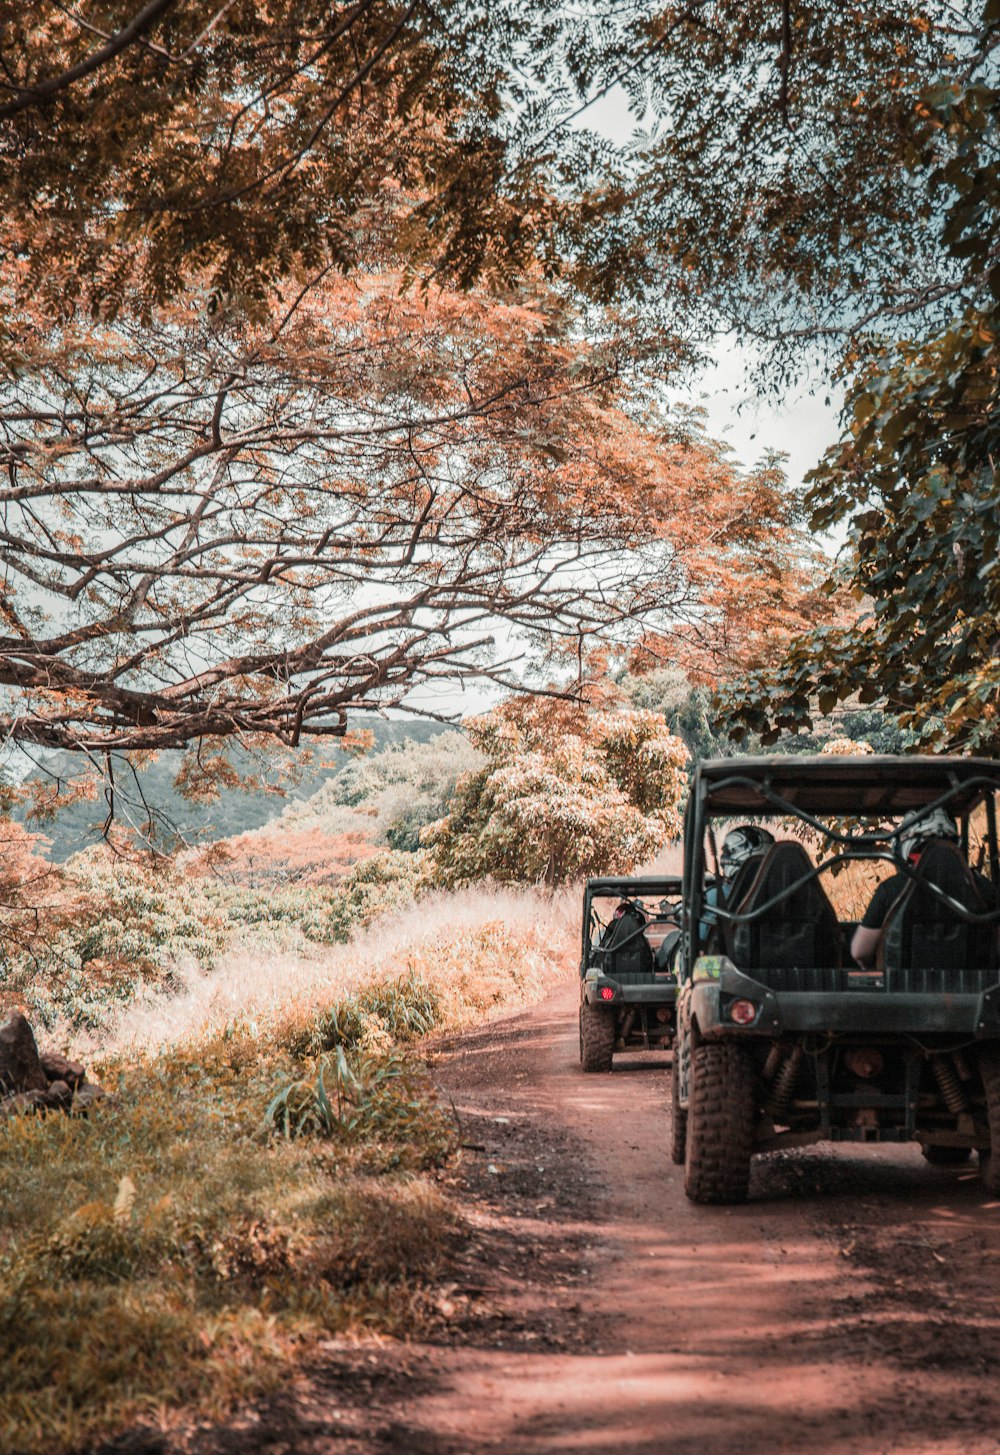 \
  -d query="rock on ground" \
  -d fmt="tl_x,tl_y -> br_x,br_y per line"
0,1010 -> 48,1094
